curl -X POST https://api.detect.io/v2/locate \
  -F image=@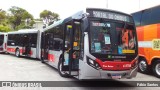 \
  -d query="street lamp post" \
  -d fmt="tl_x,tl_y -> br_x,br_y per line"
139,0 -> 140,9
106,0 -> 108,9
